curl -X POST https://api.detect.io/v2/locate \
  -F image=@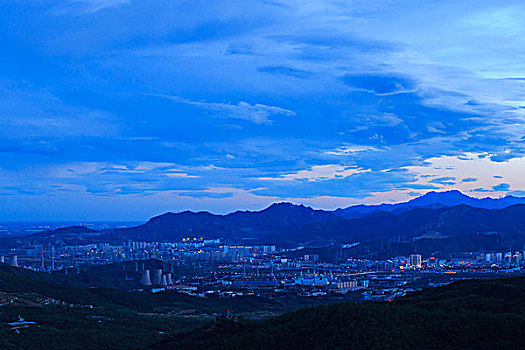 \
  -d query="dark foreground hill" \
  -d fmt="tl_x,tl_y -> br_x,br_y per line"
0,262 -> 355,349
151,277 -> 525,350
3,262 -> 525,349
